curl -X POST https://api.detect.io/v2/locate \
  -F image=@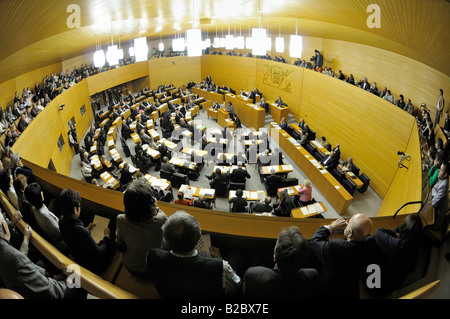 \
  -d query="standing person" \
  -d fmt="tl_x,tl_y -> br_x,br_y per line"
243,226 -> 319,298
146,211 -> 242,298
58,188 -> 115,275
116,180 -> 167,276
434,89 -> 445,127
309,213 -> 376,299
